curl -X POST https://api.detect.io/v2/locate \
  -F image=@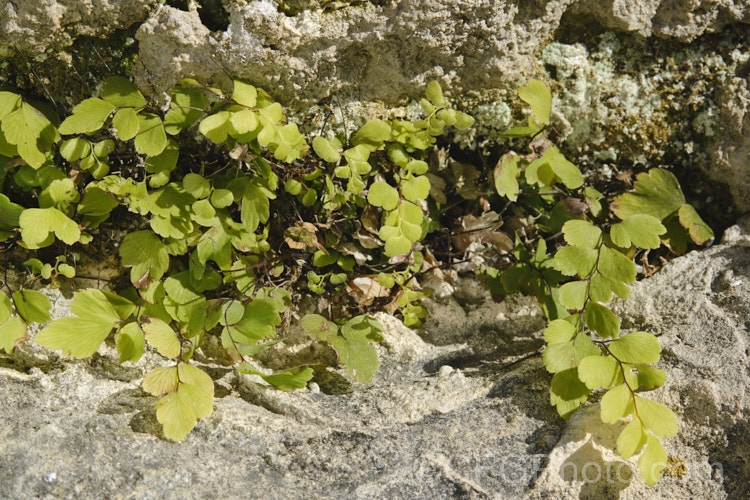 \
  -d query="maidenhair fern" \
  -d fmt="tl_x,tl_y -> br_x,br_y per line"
0,74 -> 712,486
